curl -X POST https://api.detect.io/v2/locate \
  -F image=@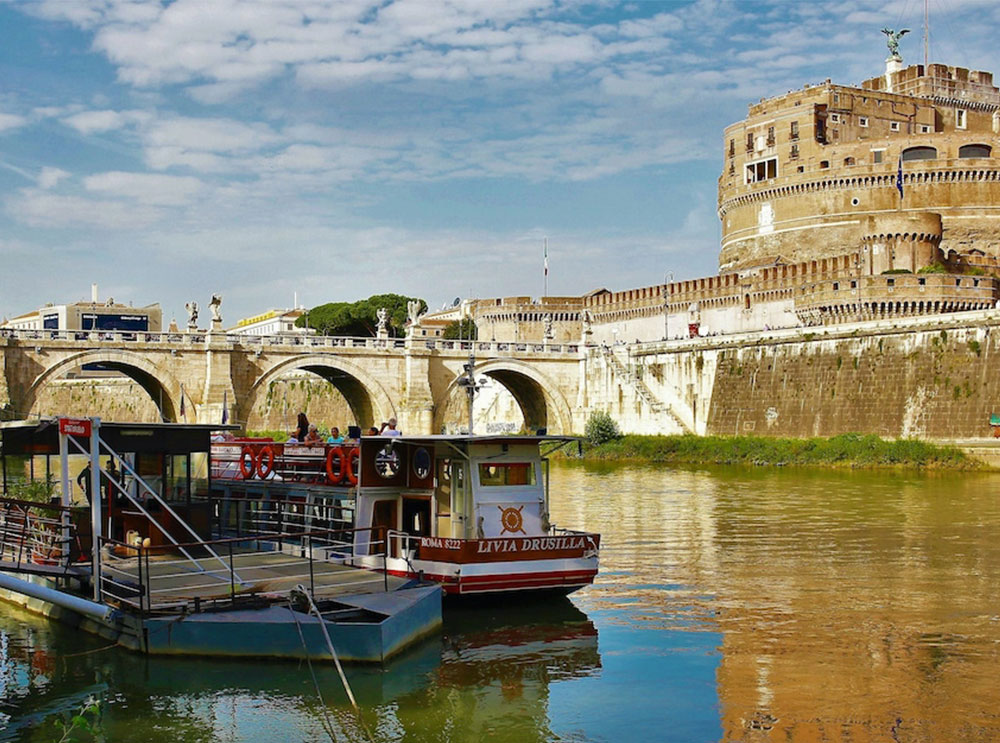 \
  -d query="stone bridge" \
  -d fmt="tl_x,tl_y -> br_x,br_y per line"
0,329 -> 612,435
